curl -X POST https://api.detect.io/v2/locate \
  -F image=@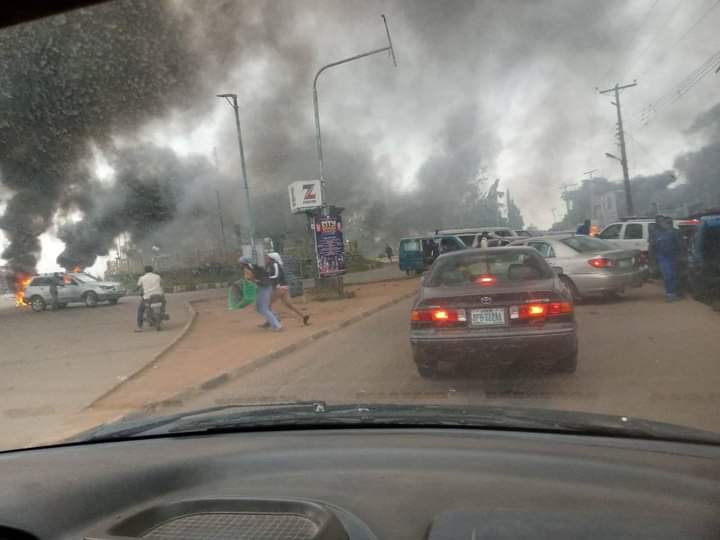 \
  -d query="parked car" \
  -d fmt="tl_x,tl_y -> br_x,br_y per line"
436,227 -> 517,248
398,235 -> 466,275
409,247 -> 577,377
597,219 -> 655,253
23,272 -> 126,312
511,235 -> 643,301
687,214 -> 720,309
